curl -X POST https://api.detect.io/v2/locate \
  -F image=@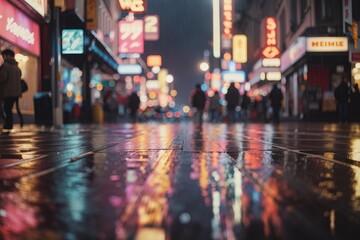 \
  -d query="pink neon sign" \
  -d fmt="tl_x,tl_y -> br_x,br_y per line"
0,0 -> 40,56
